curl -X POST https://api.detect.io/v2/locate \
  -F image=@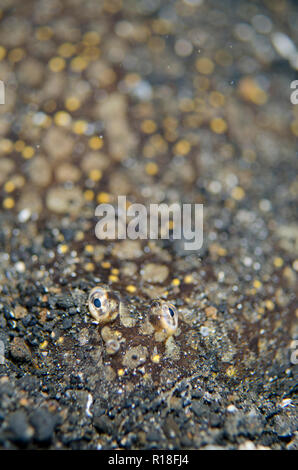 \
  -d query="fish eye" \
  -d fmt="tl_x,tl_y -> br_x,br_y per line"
88,286 -> 119,324
93,298 -> 101,308
168,307 -> 175,318
163,304 -> 178,330
149,300 -> 178,338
